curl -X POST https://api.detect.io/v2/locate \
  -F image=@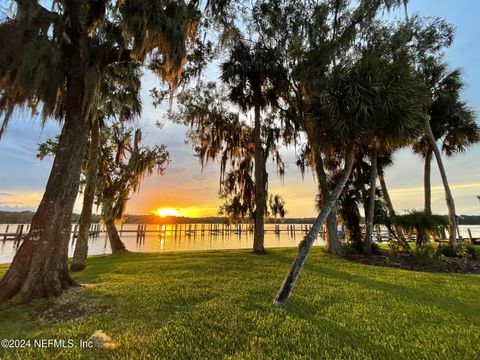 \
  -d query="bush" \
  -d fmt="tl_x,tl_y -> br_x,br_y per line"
436,244 -> 456,257
415,244 -> 438,266
437,243 -> 480,259
340,241 -> 381,255
371,242 -> 382,255
466,244 -> 480,260
341,242 -> 360,255
388,241 -> 400,256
